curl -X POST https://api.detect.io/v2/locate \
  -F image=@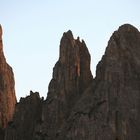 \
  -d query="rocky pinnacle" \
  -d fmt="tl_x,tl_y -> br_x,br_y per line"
0,25 -> 16,129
